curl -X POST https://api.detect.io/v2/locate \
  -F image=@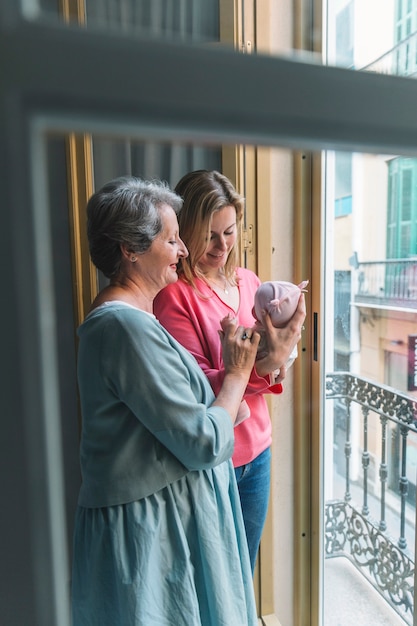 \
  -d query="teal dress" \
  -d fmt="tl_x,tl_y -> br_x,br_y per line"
71,303 -> 257,626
